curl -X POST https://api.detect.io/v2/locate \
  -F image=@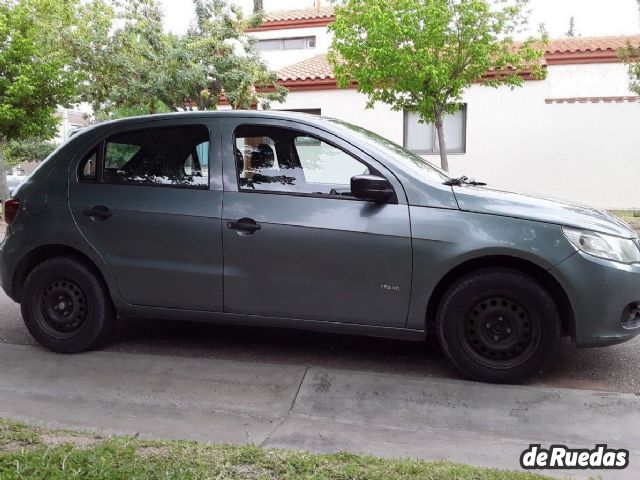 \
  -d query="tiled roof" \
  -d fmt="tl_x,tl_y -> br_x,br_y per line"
277,35 -> 640,86
262,6 -> 335,23
278,54 -> 334,82
546,35 -> 640,54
